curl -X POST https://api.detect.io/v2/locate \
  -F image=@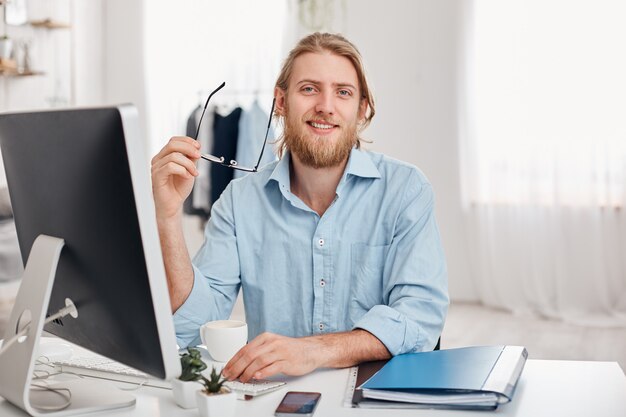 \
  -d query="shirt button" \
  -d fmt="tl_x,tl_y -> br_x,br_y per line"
318,238 -> 325,247
320,279 -> 326,287
318,323 -> 324,330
